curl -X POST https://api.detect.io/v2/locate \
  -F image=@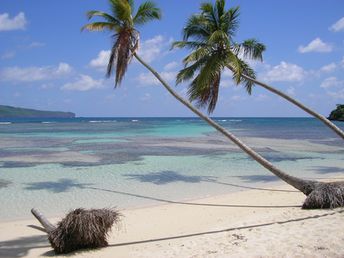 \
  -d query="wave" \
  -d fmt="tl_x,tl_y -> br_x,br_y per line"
131,120 -> 139,122
229,119 -> 242,122
0,122 -> 11,125
89,120 -> 116,123
41,122 -> 55,124
218,119 -> 227,122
